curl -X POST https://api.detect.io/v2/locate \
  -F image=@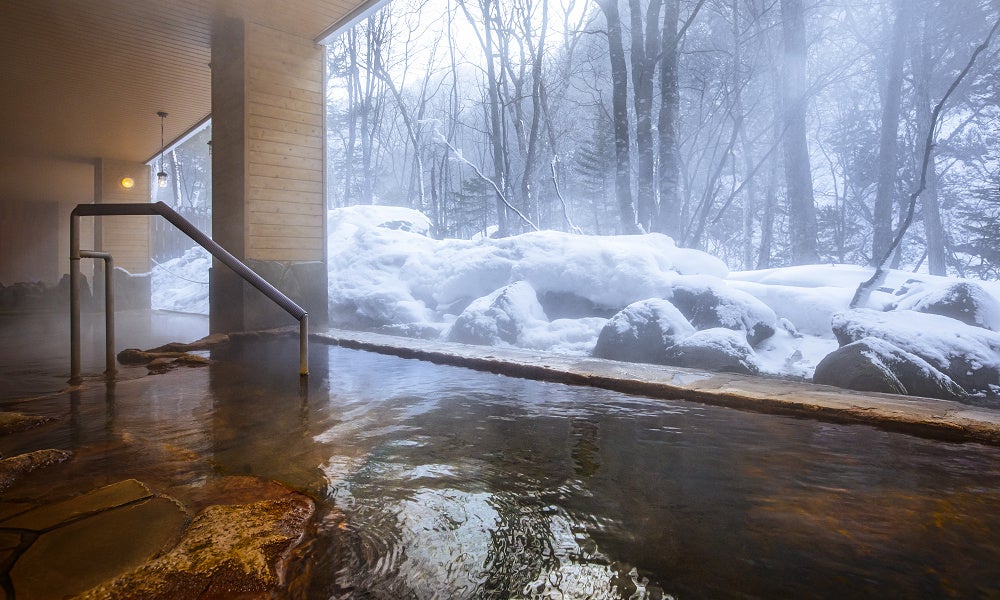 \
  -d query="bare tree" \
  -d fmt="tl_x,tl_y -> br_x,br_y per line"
871,0 -> 910,264
852,17 -> 1000,307
629,0 -> 662,232
598,0 -> 641,233
655,0 -> 706,239
459,0 -> 512,236
779,0 -> 818,264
